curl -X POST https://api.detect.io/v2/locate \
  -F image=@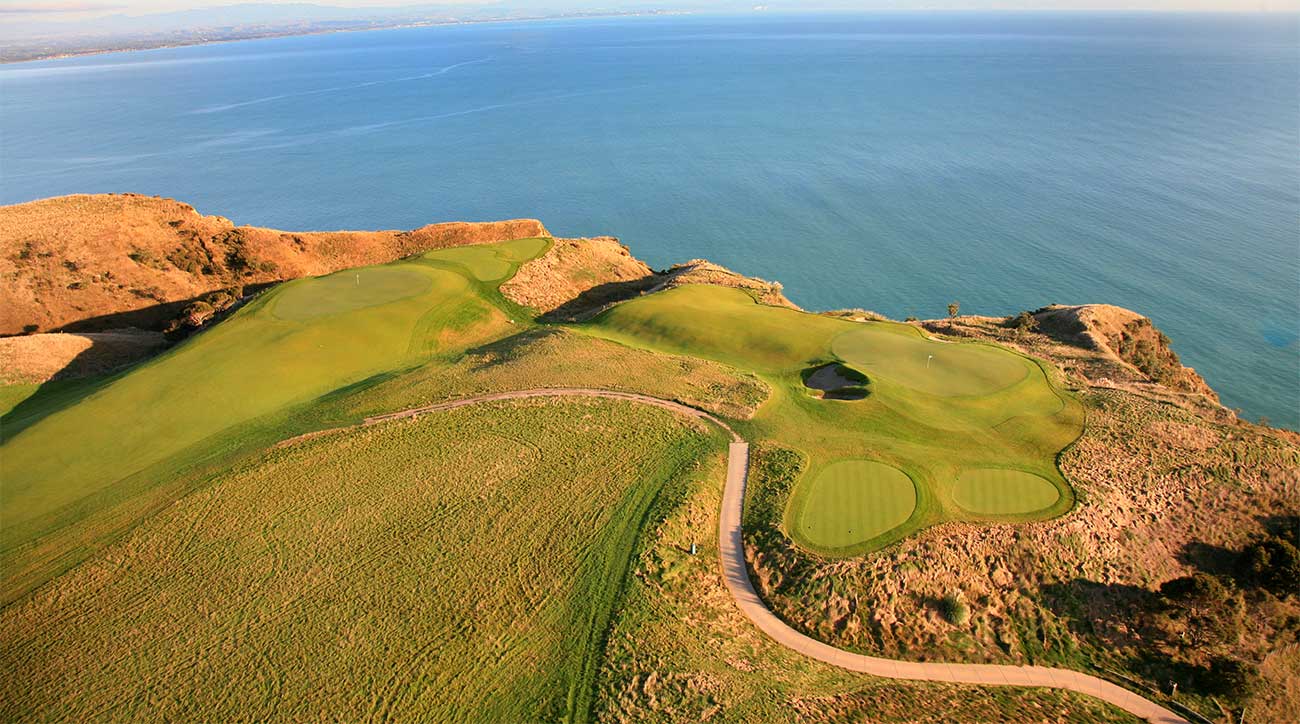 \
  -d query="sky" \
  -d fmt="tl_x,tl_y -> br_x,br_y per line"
2,0 -> 1297,21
